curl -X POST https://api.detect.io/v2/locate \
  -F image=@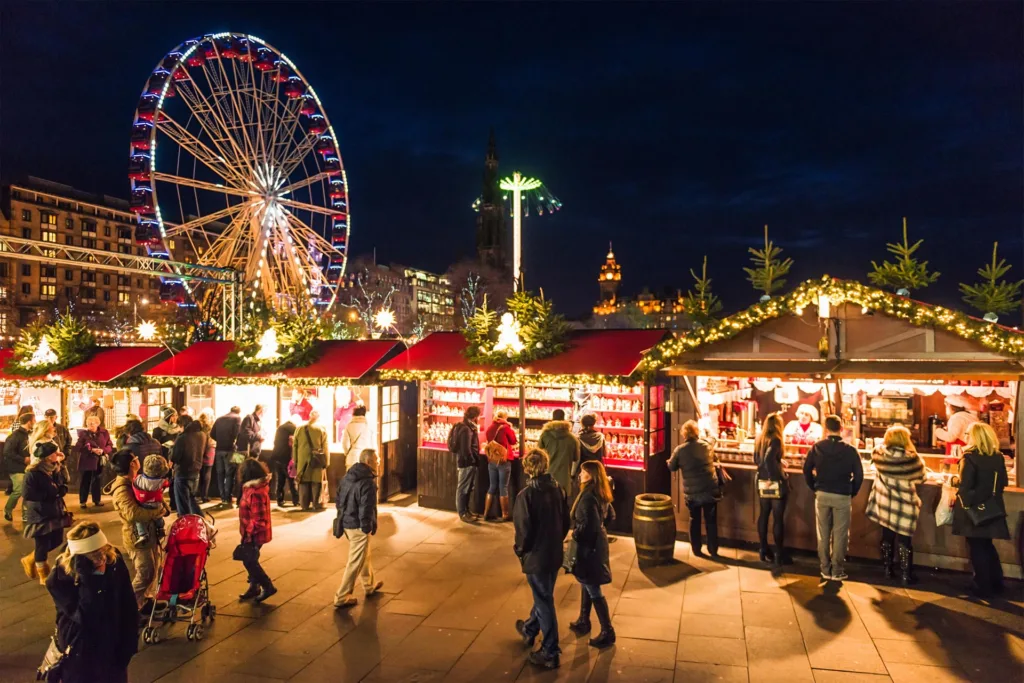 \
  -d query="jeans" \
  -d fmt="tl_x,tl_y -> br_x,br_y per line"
966,537 -> 1004,594
758,496 -> 786,552
815,491 -> 852,577
487,461 -> 511,496
334,528 -> 376,603
199,464 -> 214,501
686,500 -> 718,555
299,481 -> 323,511
78,469 -> 102,506
215,450 -> 238,504
522,571 -> 560,657
241,543 -> 272,589
34,528 -> 64,563
4,473 -> 24,516
456,465 -> 476,516
174,475 -> 201,516
273,461 -> 298,505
